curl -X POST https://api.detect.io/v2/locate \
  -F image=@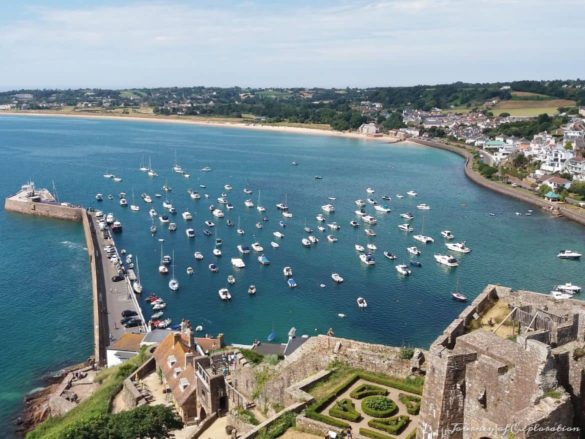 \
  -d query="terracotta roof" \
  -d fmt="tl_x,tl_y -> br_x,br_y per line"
108,333 -> 145,352
153,332 -> 197,407
545,176 -> 570,184
195,337 -> 222,353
